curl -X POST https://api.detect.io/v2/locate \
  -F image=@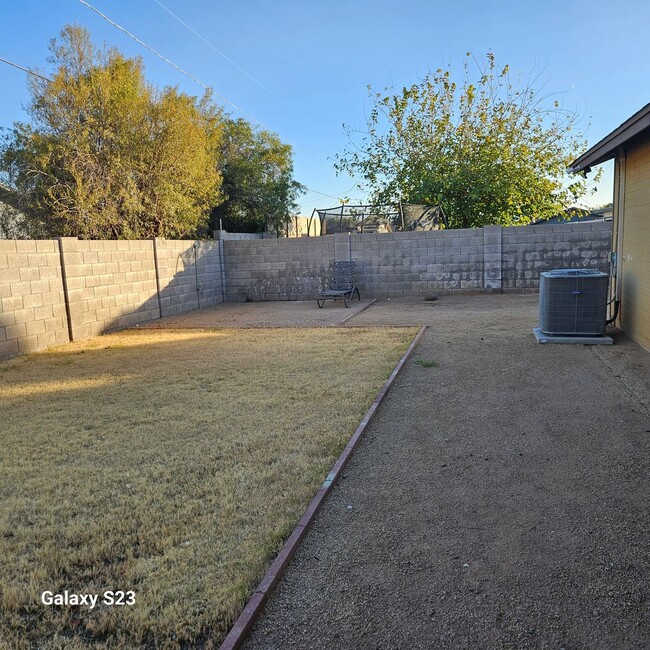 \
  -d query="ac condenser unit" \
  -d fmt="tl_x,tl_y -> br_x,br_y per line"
539,269 -> 609,336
